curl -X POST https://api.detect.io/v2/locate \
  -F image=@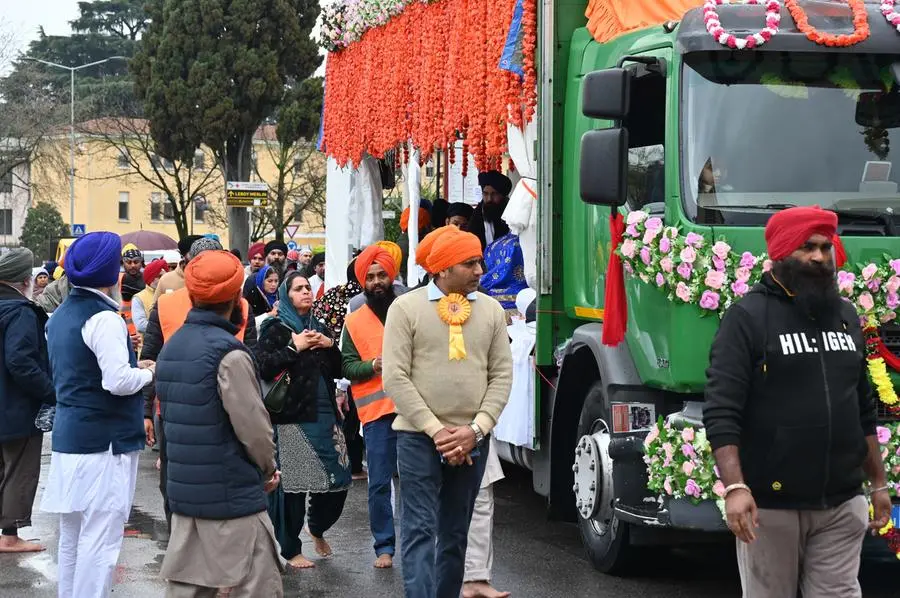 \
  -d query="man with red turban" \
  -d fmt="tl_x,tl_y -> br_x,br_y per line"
383,228 -> 512,598
156,250 -> 283,596
132,258 -> 169,336
341,244 -> 404,568
704,206 -> 888,597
